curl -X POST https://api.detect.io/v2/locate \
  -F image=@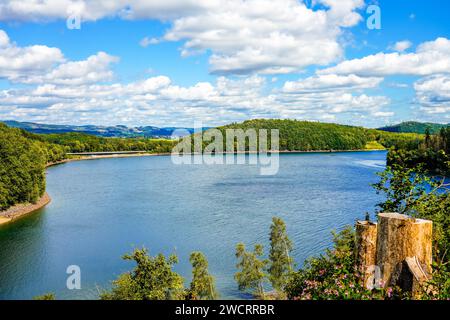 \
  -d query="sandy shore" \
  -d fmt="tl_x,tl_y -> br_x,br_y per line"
0,193 -> 51,226
46,152 -> 170,167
